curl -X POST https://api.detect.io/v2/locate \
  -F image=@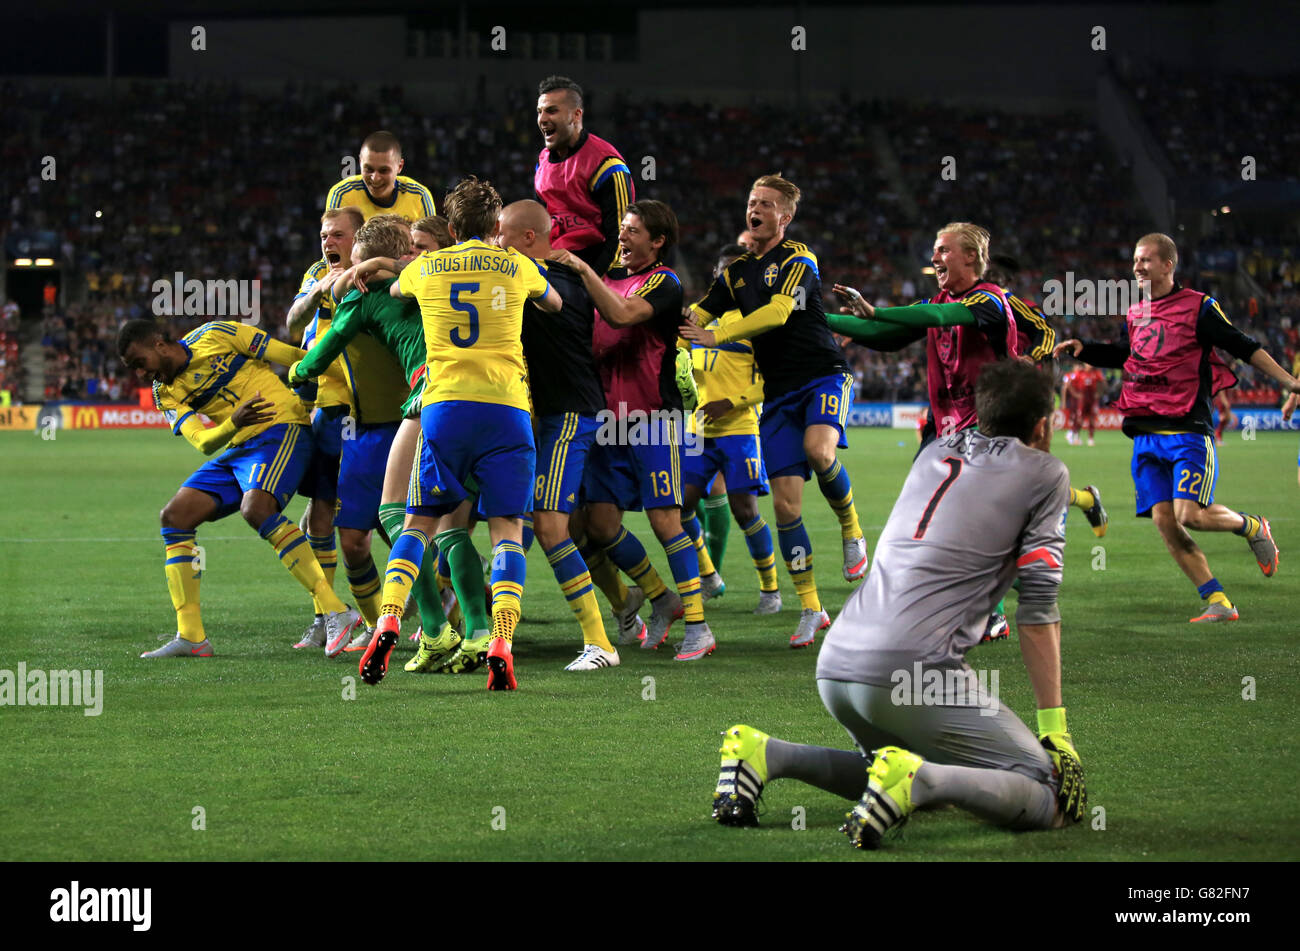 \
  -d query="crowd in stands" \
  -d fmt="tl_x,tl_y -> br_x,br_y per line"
0,301 -> 20,400
39,307 -> 132,401
1124,65 -> 1300,185
1117,64 -> 1300,399
881,103 -> 1152,298
2,79 -> 1295,405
